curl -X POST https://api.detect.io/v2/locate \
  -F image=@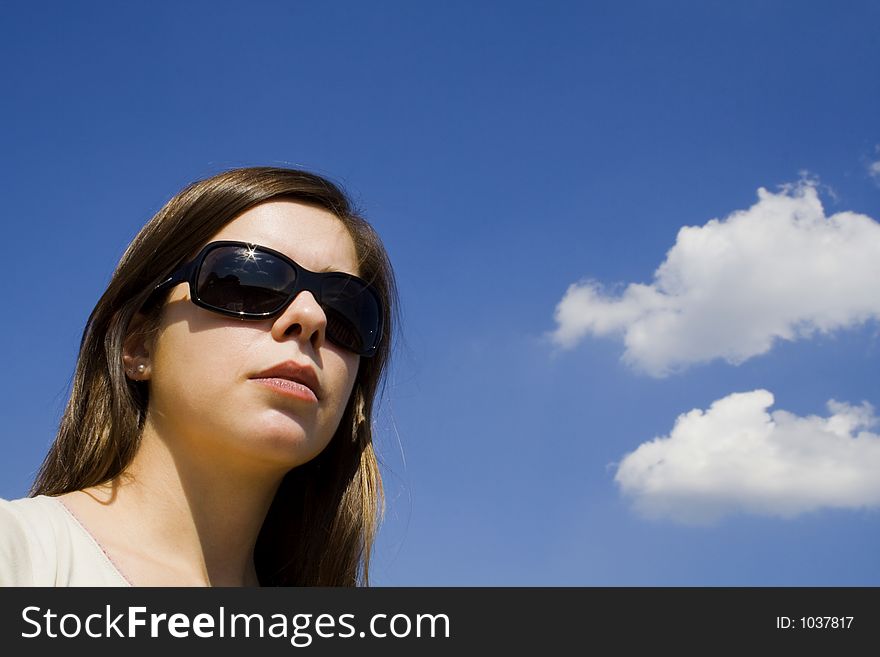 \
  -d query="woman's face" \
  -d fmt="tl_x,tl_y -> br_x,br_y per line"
134,200 -> 361,474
